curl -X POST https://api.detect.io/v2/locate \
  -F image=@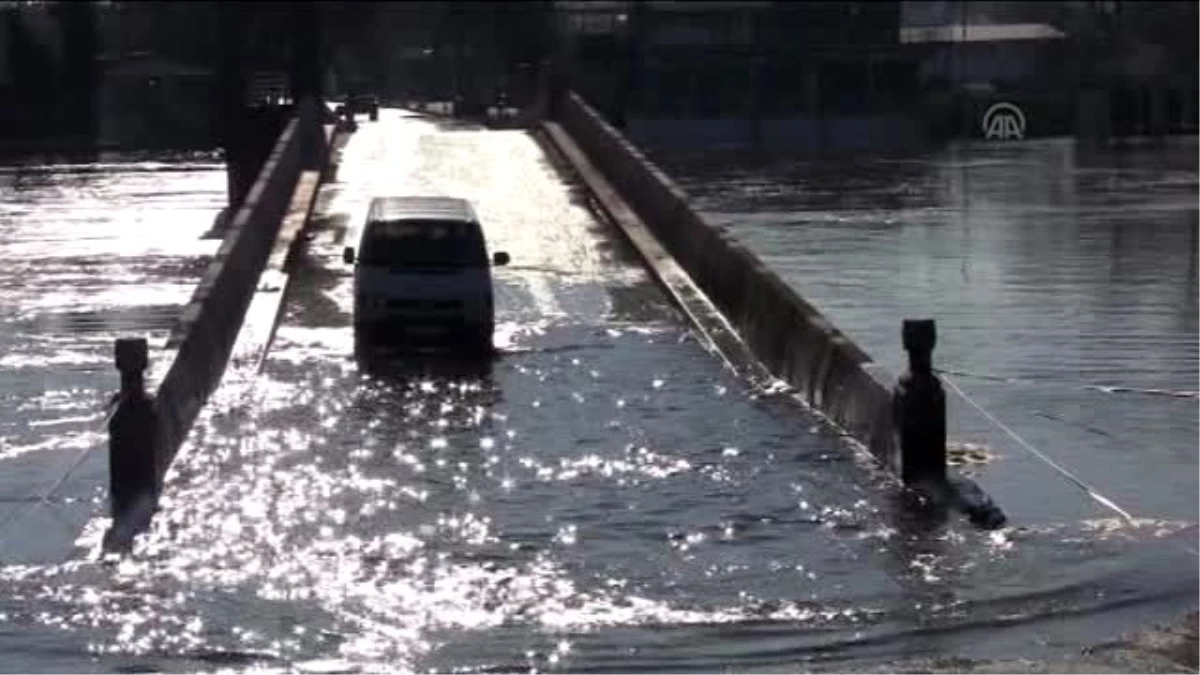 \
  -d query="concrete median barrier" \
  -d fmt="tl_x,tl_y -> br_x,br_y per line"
549,90 -> 901,471
545,90 -> 1006,527
152,98 -> 330,485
